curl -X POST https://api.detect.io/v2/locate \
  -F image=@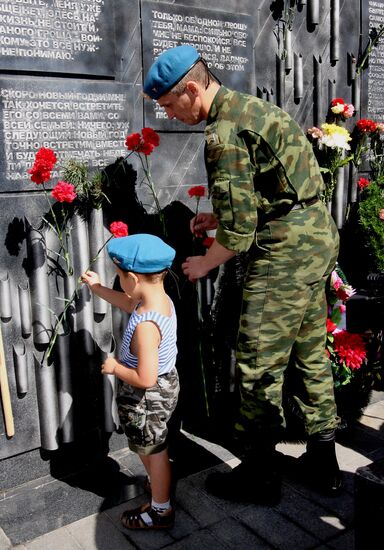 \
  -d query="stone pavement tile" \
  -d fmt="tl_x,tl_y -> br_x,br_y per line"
275,483 -> 348,542
23,526 -> 81,550
65,511 -> 136,549
237,505 -> 320,549
166,507 -> 200,540
0,465 -> 142,546
362,398 -> 384,420
174,478 -> 228,527
0,527 -> 11,550
104,498 -> 175,549
207,517 -> 274,549
325,529 -> 354,549
162,528 -> 229,549
283,477 -> 354,526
